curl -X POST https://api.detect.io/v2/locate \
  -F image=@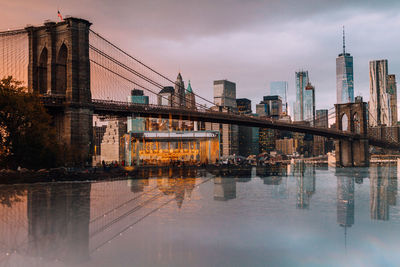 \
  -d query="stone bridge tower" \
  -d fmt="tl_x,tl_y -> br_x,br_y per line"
335,99 -> 369,167
26,18 -> 92,164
